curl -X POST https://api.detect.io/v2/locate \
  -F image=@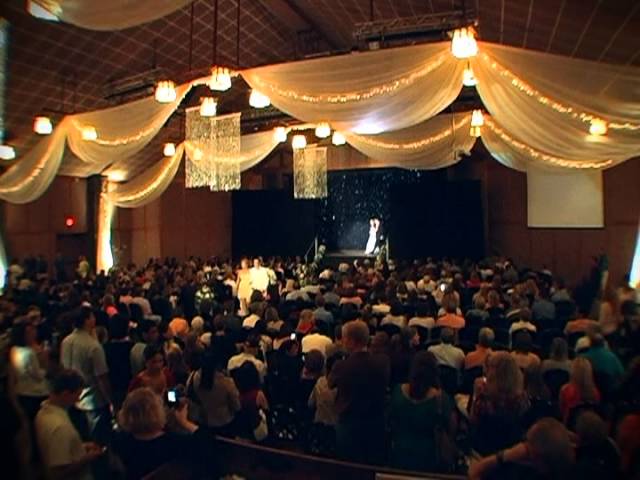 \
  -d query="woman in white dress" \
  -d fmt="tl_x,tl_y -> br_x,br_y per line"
365,218 -> 380,255
236,258 -> 252,316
